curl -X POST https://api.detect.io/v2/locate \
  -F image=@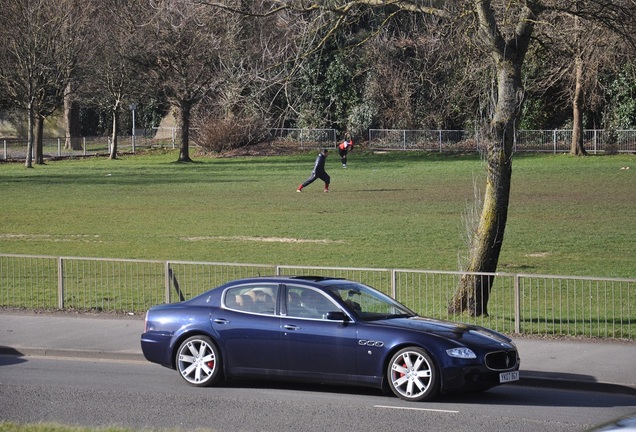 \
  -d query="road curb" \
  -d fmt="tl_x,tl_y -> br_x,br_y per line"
519,374 -> 636,396
2,346 -> 636,395
0,346 -> 145,362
